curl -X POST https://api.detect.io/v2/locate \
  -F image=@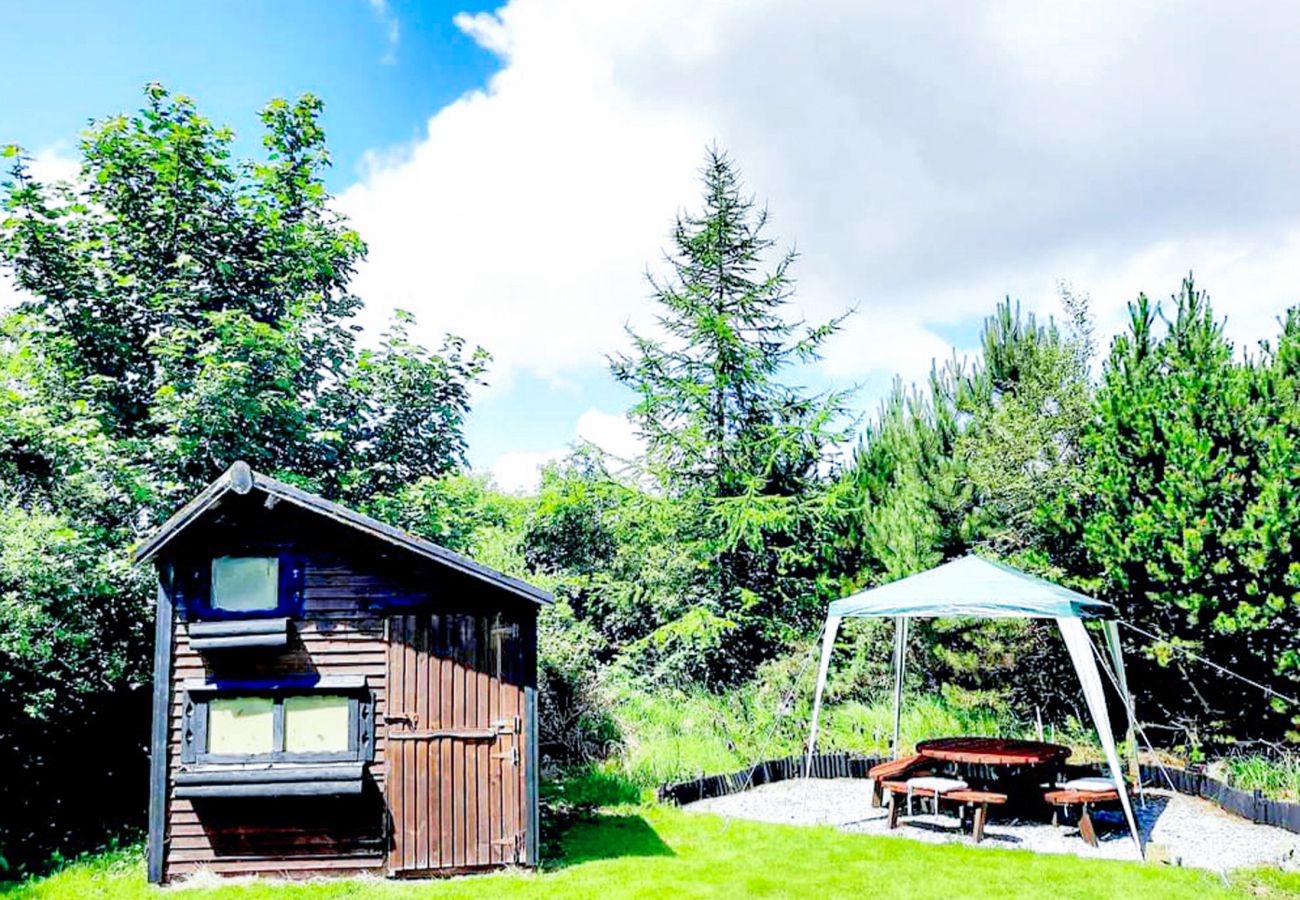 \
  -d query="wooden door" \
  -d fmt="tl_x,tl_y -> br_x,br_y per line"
385,613 -> 525,874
